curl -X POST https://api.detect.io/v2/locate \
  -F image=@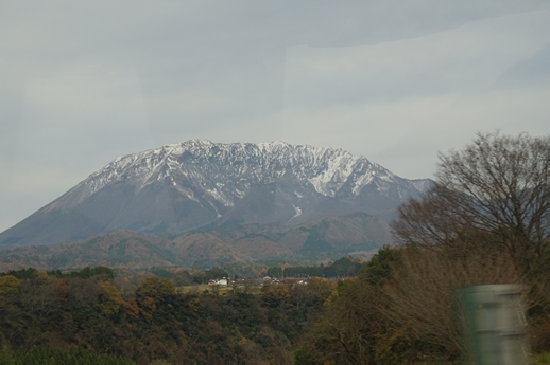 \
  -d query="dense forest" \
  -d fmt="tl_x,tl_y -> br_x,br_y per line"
0,265 -> 339,364
0,246 -> 547,364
